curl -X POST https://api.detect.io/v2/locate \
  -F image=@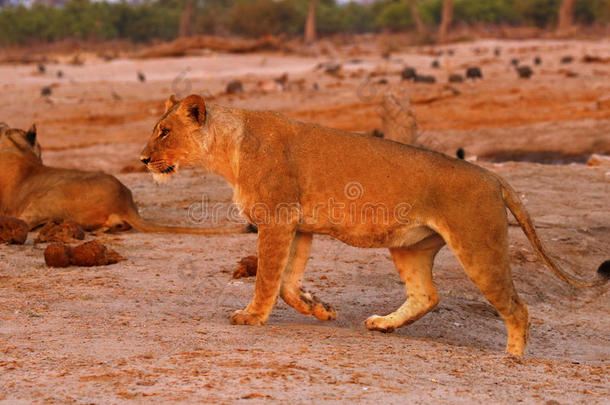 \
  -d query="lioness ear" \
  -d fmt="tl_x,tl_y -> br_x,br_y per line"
164,95 -> 179,113
26,124 -> 37,146
179,94 -> 206,126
